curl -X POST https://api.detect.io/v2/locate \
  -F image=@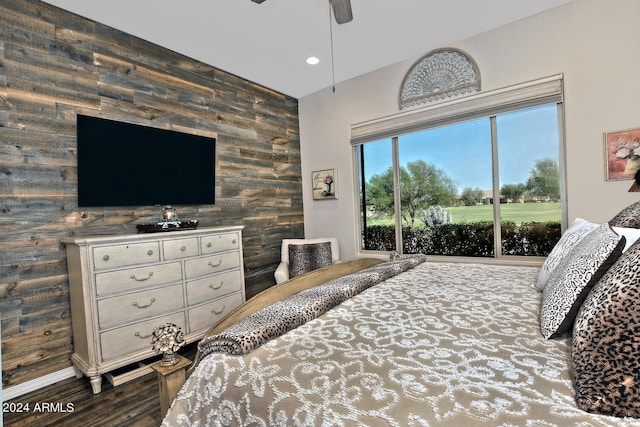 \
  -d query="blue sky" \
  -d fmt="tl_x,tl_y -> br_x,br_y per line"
363,104 -> 559,193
